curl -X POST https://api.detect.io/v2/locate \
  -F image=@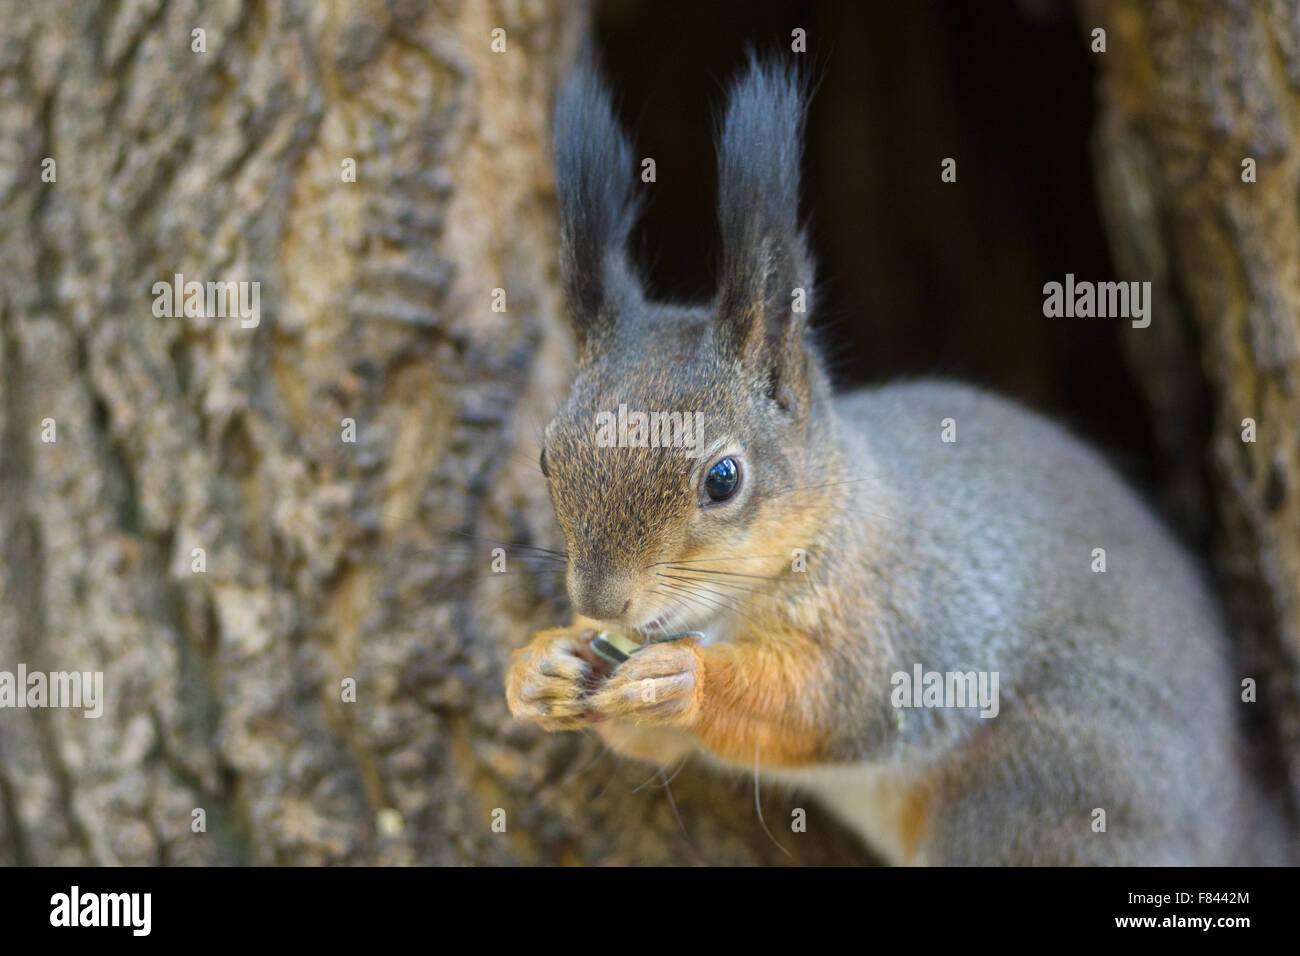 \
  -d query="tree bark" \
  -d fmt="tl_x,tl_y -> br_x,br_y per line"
0,0 -> 861,864
1087,0 -> 1300,809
